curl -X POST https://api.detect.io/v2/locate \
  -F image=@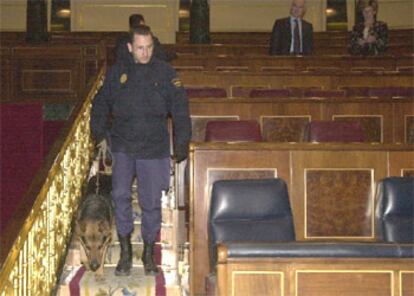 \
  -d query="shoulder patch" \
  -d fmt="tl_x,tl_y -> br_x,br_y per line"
171,78 -> 183,88
120,73 -> 128,84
